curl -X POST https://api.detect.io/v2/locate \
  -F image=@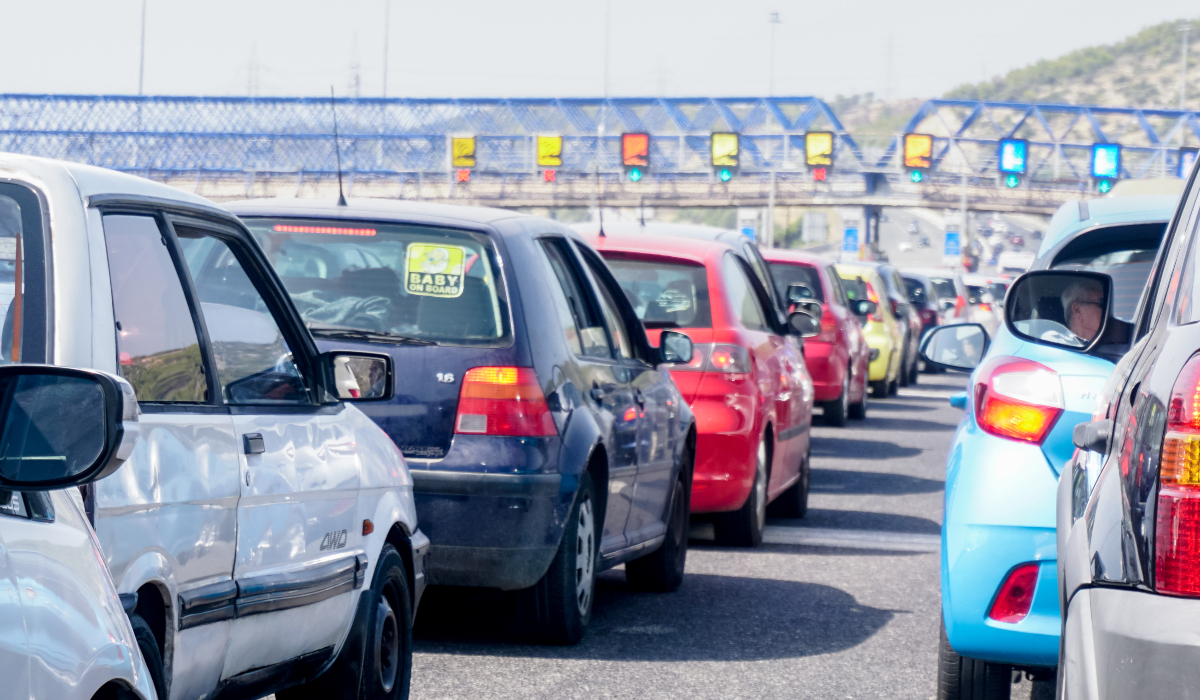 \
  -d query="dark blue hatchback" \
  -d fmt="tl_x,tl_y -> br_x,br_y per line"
228,199 -> 697,644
